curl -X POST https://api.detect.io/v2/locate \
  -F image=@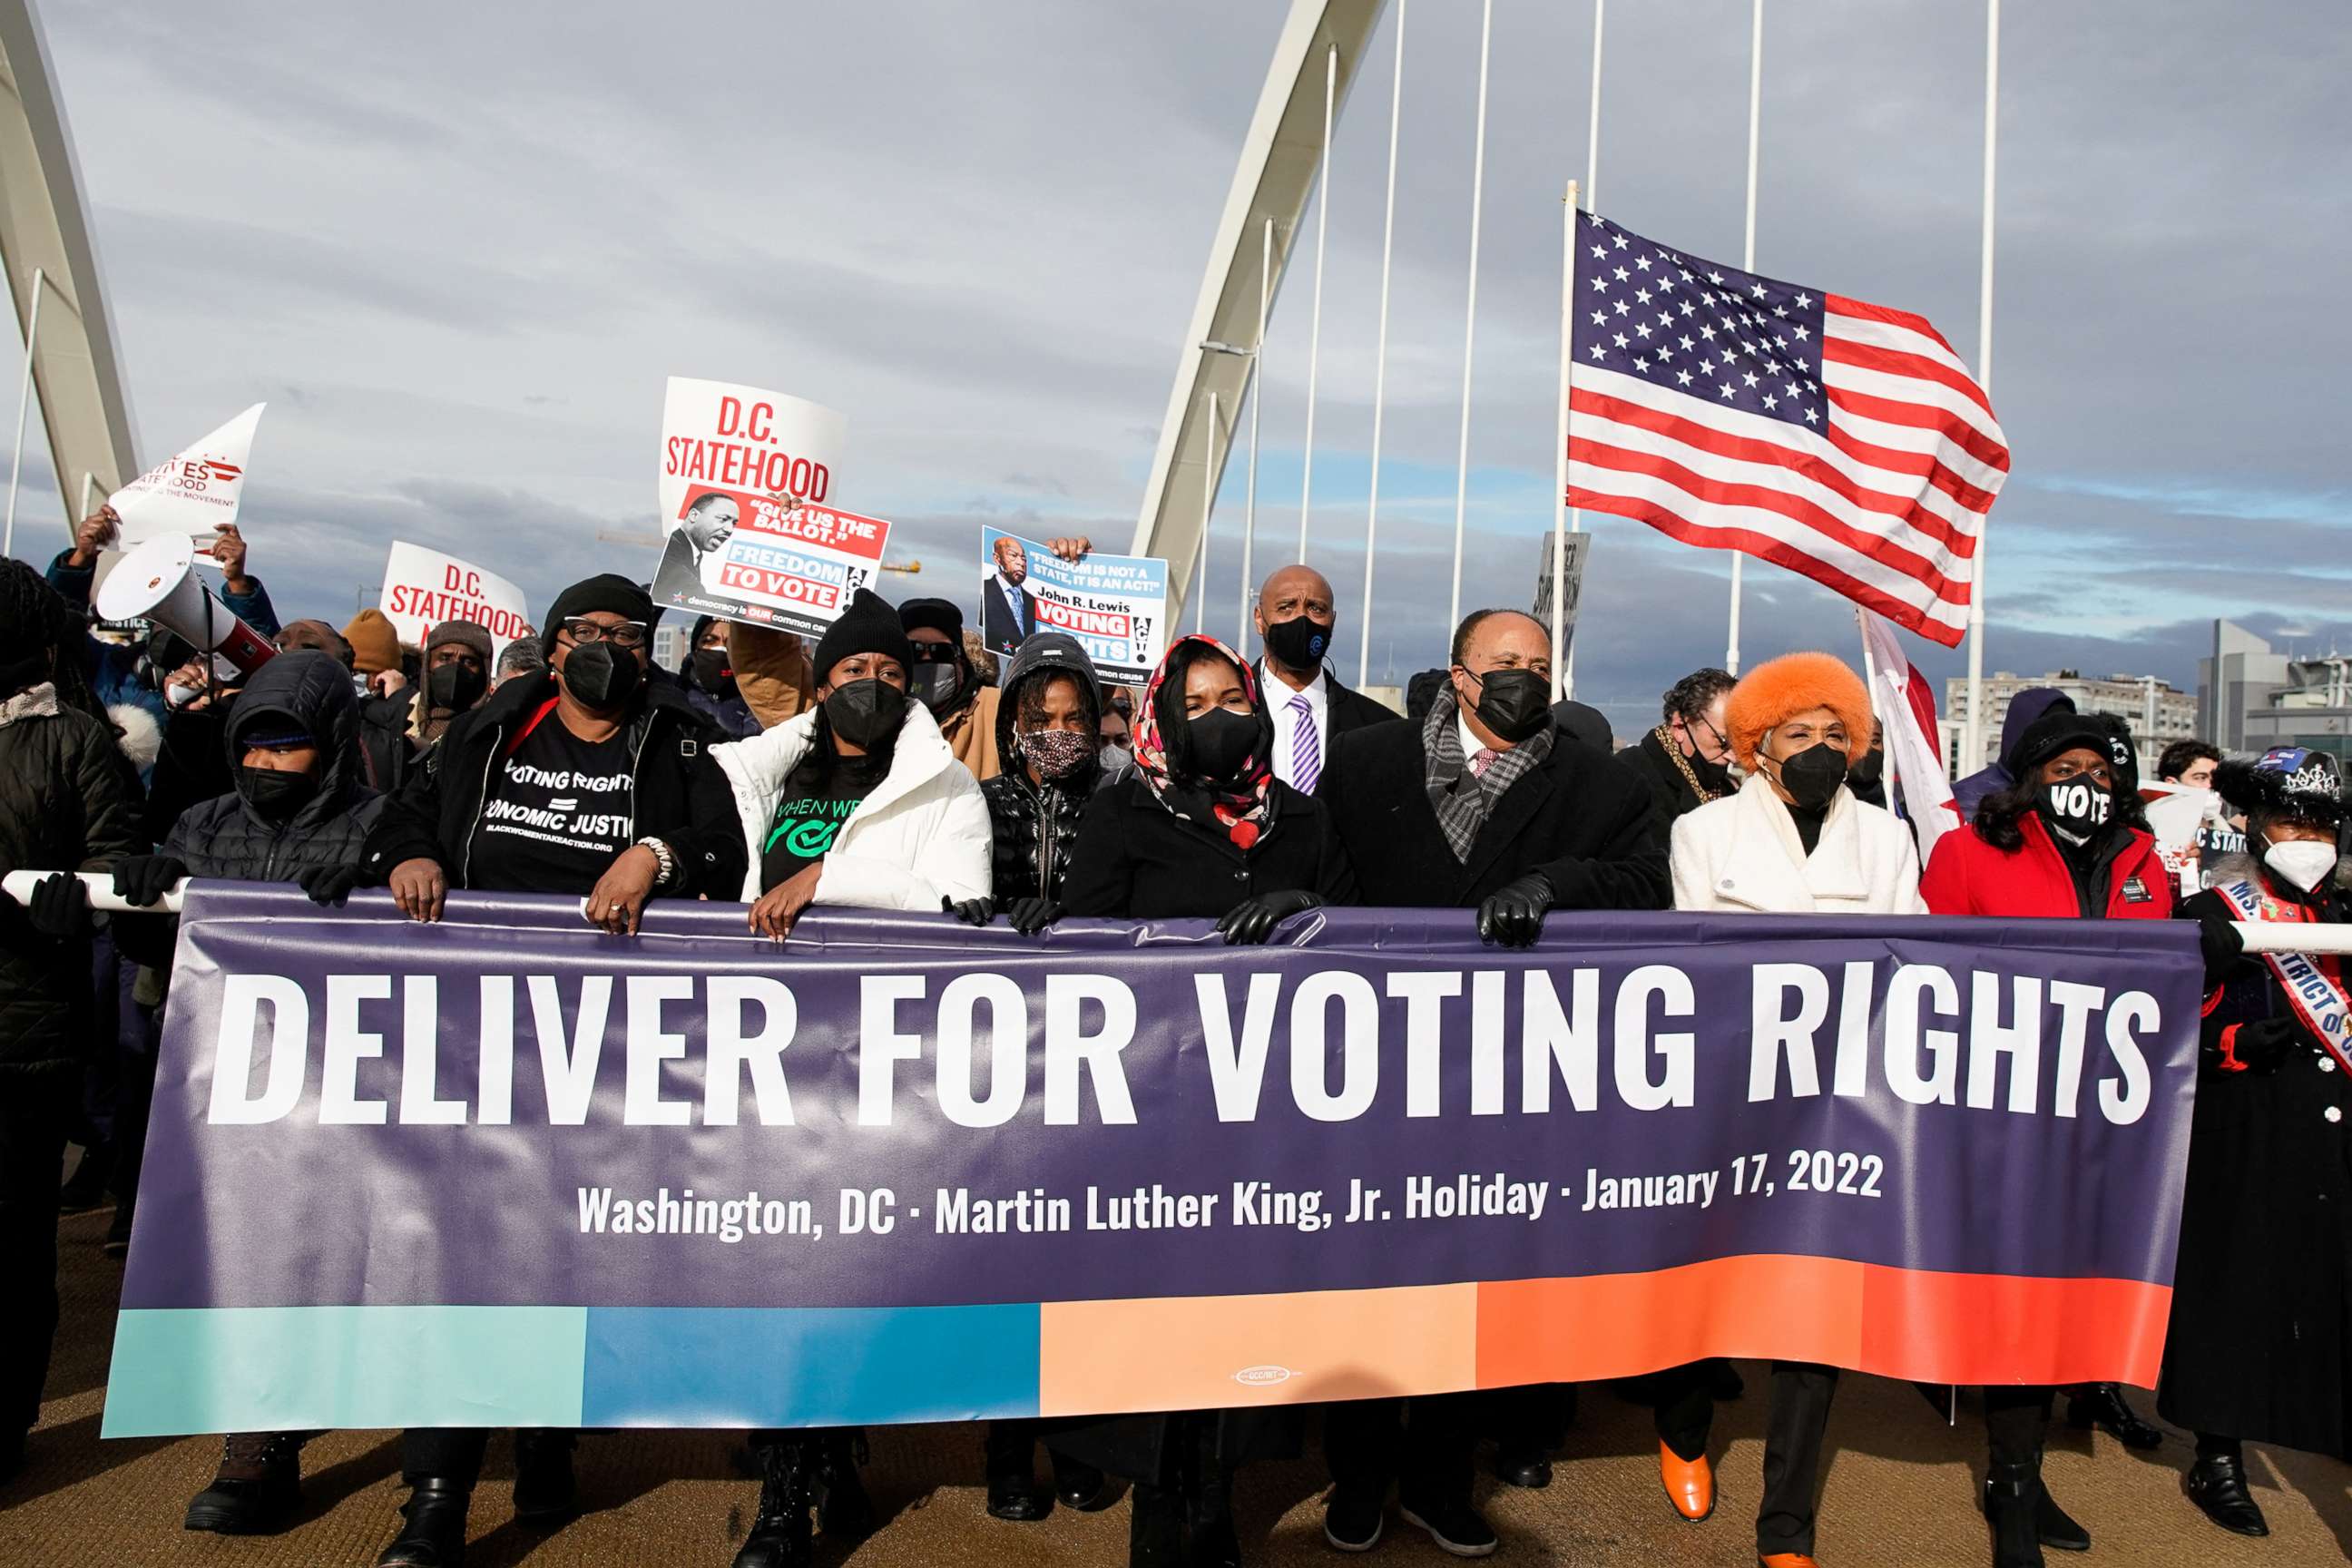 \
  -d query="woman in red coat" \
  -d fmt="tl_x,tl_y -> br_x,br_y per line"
1919,710 -> 2171,1568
